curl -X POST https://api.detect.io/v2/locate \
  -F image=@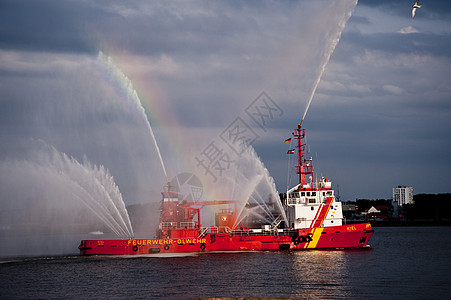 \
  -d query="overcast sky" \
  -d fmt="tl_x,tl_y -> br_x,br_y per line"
1,0 -> 450,207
